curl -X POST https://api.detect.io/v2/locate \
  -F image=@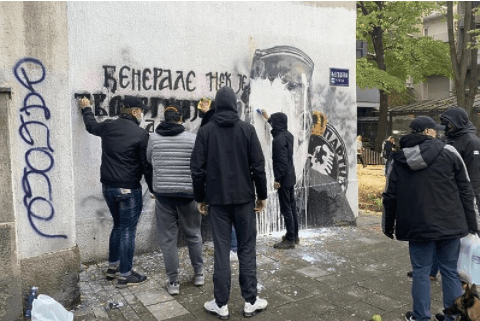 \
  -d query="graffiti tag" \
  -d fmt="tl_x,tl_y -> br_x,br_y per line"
14,57 -> 67,239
